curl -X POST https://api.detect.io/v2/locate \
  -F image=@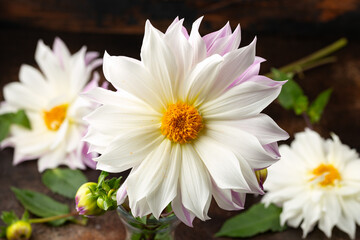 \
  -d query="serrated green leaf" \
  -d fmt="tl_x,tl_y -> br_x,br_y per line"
1,211 -> 18,225
215,203 -> 286,238
308,88 -> 332,123
11,187 -> 69,226
42,168 -> 87,198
